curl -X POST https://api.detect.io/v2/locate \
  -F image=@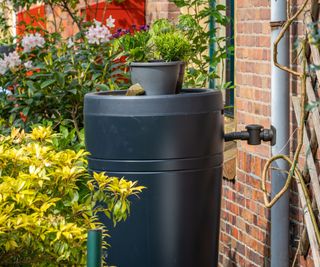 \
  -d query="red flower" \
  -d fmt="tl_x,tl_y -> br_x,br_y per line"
19,112 -> 27,122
